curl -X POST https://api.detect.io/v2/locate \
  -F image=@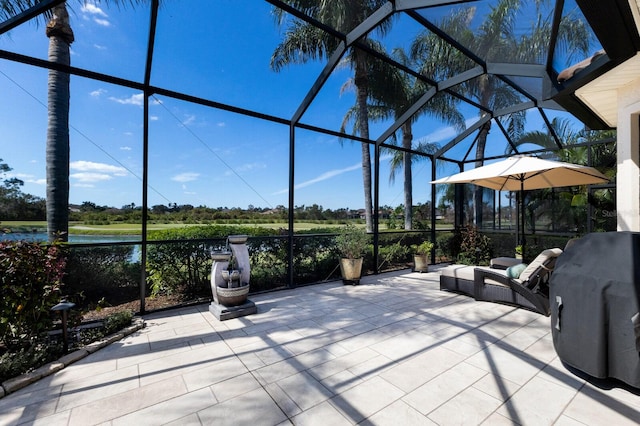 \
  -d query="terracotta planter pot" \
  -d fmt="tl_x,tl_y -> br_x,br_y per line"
413,254 -> 429,273
340,257 -> 363,285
